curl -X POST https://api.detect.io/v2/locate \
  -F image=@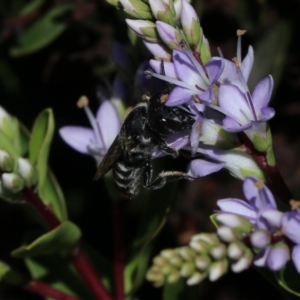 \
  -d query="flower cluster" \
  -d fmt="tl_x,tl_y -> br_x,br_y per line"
147,176 -> 300,287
